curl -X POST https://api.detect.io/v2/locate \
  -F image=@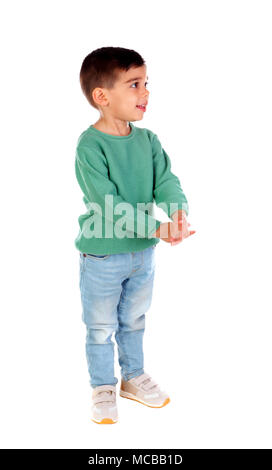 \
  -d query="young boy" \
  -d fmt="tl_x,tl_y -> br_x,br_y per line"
75,47 -> 195,424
